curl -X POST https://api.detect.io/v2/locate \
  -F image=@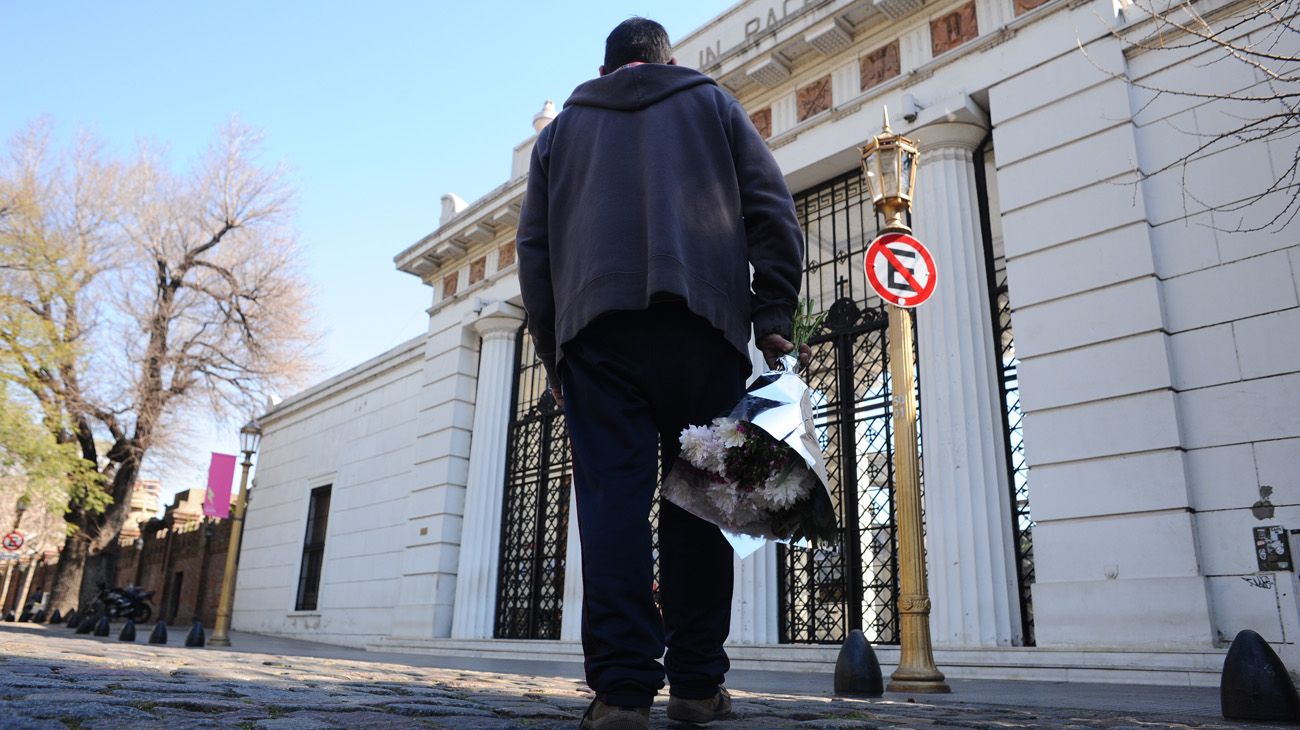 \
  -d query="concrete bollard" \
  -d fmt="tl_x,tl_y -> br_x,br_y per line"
119,619 -> 136,642
1222,629 -> 1300,722
833,629 -> 884,697
75,613 -> 97,634
148,621 -> 168,644
93,615 -> 110,637
184,621 -> 205,648
48,609 -> 62,625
